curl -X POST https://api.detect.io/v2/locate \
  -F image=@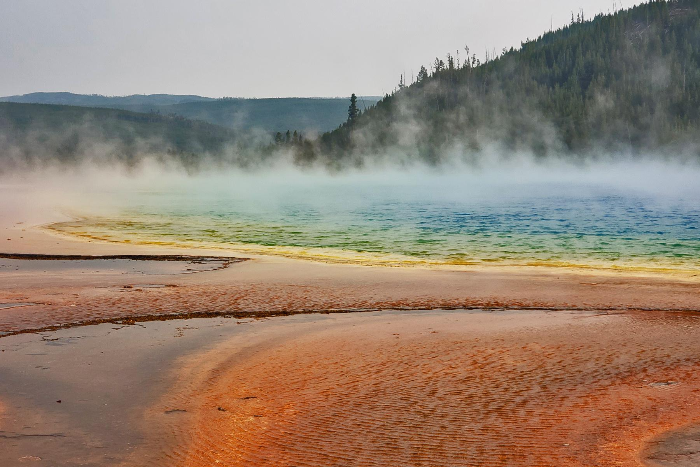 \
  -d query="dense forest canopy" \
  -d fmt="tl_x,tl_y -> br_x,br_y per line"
307,0 -> 700,168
